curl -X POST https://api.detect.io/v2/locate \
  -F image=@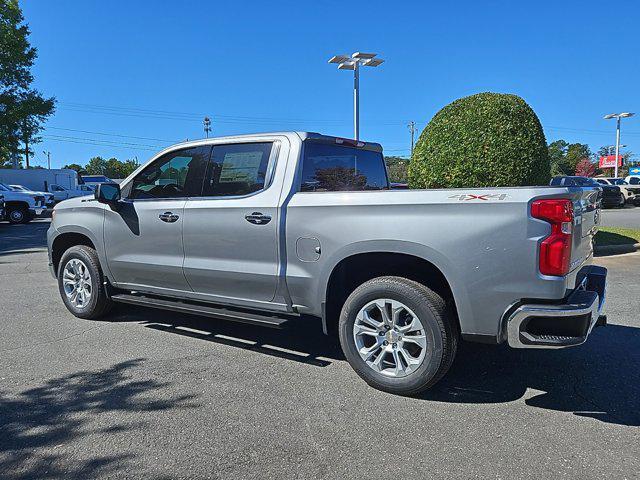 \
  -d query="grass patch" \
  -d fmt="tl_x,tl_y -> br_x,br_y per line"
595,227 -> 640,246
